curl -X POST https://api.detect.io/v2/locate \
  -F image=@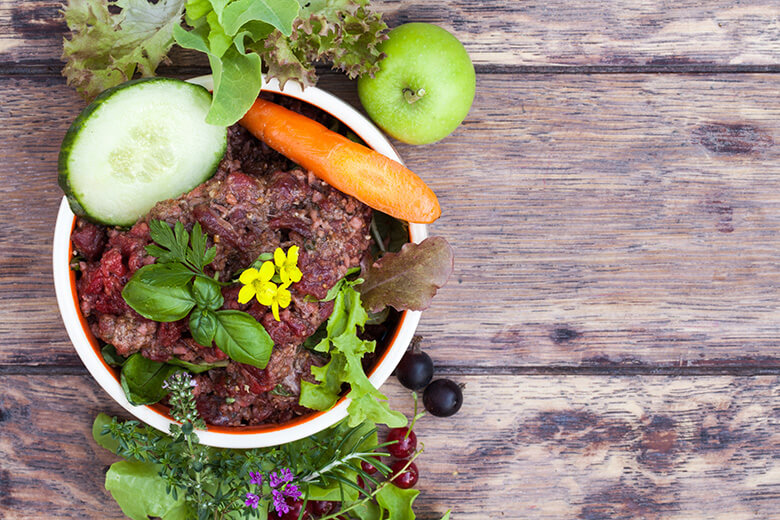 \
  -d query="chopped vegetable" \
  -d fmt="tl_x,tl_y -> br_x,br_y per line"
58,77 -> 227,226
239,98 -> 441,223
